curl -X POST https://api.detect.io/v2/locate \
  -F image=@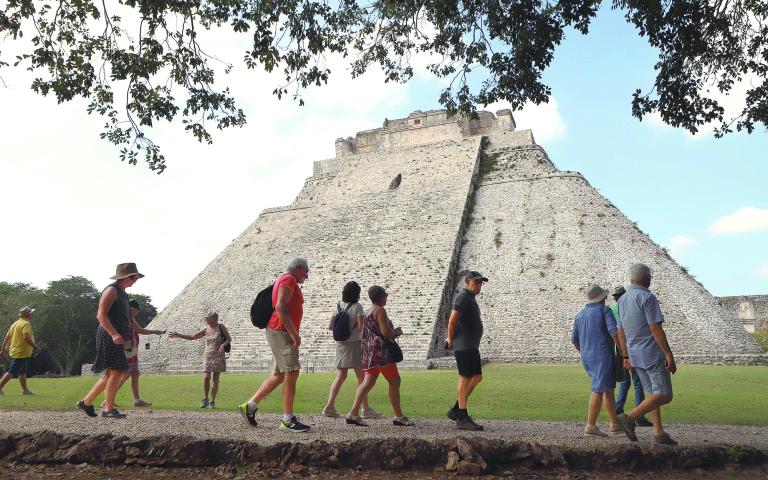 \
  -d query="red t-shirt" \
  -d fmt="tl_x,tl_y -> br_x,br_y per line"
267,273 -> 304,331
